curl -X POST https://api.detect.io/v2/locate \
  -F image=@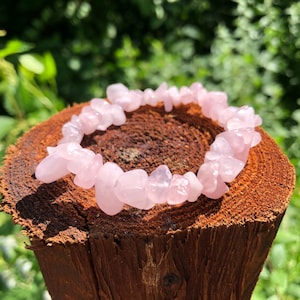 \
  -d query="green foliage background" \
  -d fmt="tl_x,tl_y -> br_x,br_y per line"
0,0 -> 299,299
